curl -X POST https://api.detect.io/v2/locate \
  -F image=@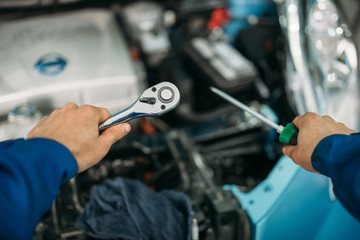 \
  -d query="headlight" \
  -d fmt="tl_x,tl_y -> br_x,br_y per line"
306,0 -> 359,128
307,0 -> 355,89
278,0 -> 359,129
307,0 -> 341,70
